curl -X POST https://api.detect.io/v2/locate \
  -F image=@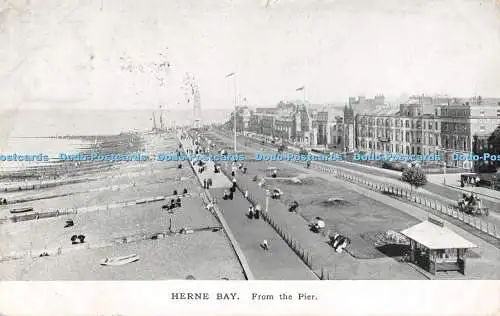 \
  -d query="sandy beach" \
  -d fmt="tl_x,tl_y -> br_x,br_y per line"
0,132 -> 244,280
